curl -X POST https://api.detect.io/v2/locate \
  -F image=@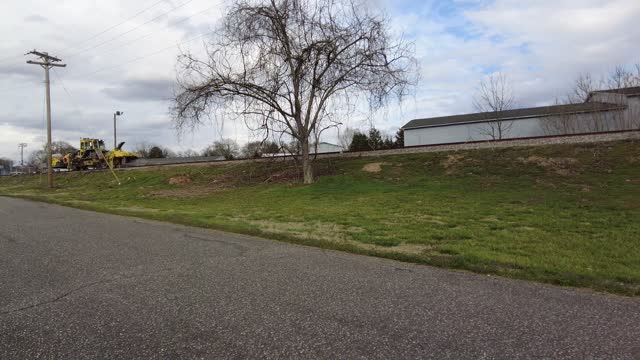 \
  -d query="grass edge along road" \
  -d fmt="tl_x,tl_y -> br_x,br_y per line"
1,140 -> 639,296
